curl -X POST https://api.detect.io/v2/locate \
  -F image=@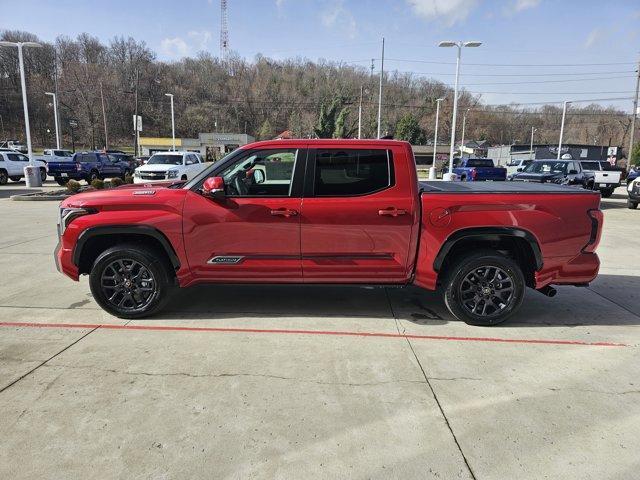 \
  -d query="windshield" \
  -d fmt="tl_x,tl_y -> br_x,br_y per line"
524,161 -> 568,174
467,159 -> 494,167
581,161 -> 600,170
148,154 -> 183,165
